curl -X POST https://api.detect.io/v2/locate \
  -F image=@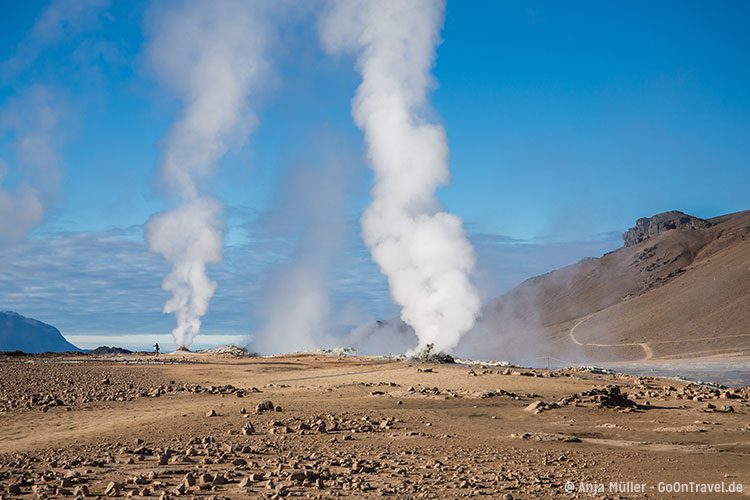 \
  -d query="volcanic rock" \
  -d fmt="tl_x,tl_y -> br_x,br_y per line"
255,400 -> 275,413
569,385 -> 636,408
90,346 -> 133,355
183,472 -> 196,487
524,401 -> 545,413
104,481 -> 119,496
623,211 -> 712,247
289,470 -> 306,482
73,485 -> 90,497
